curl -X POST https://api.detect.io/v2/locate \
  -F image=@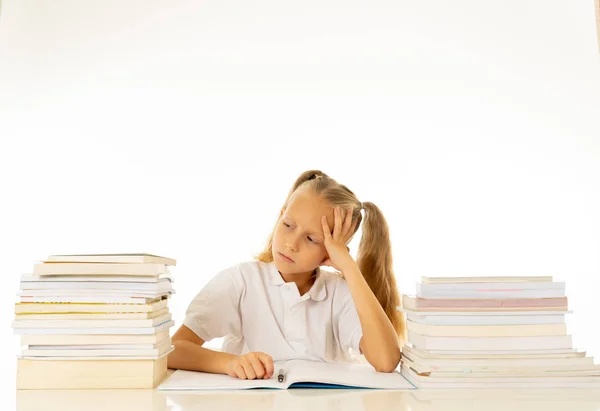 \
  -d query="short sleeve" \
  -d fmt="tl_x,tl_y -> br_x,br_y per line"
337,293 -> 363,354
182,265 -> 243,342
